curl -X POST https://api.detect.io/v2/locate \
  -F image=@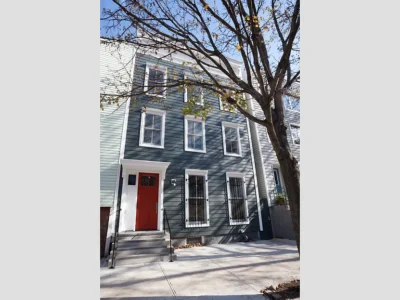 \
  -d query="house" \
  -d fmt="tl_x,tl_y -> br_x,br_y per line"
101,42 -> 275,265
247,87 -> 300,240
100,39 -> 136,257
